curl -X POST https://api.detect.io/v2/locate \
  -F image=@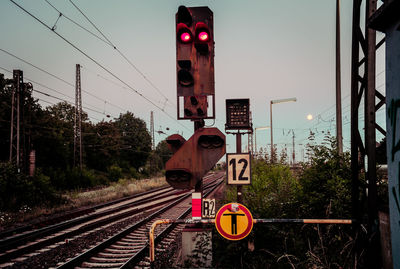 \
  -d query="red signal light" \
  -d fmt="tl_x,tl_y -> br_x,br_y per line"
177,23 -> 193,44
198,31 -> 209,42
181,32 -> 192,42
